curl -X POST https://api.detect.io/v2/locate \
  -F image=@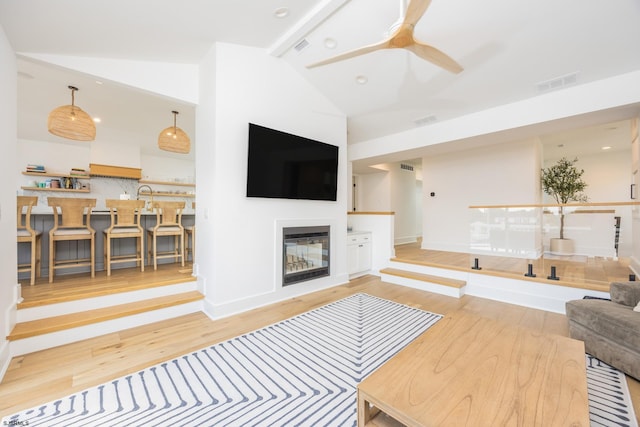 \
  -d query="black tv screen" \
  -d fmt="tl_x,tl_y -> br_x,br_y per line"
246,123 -> 338,201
